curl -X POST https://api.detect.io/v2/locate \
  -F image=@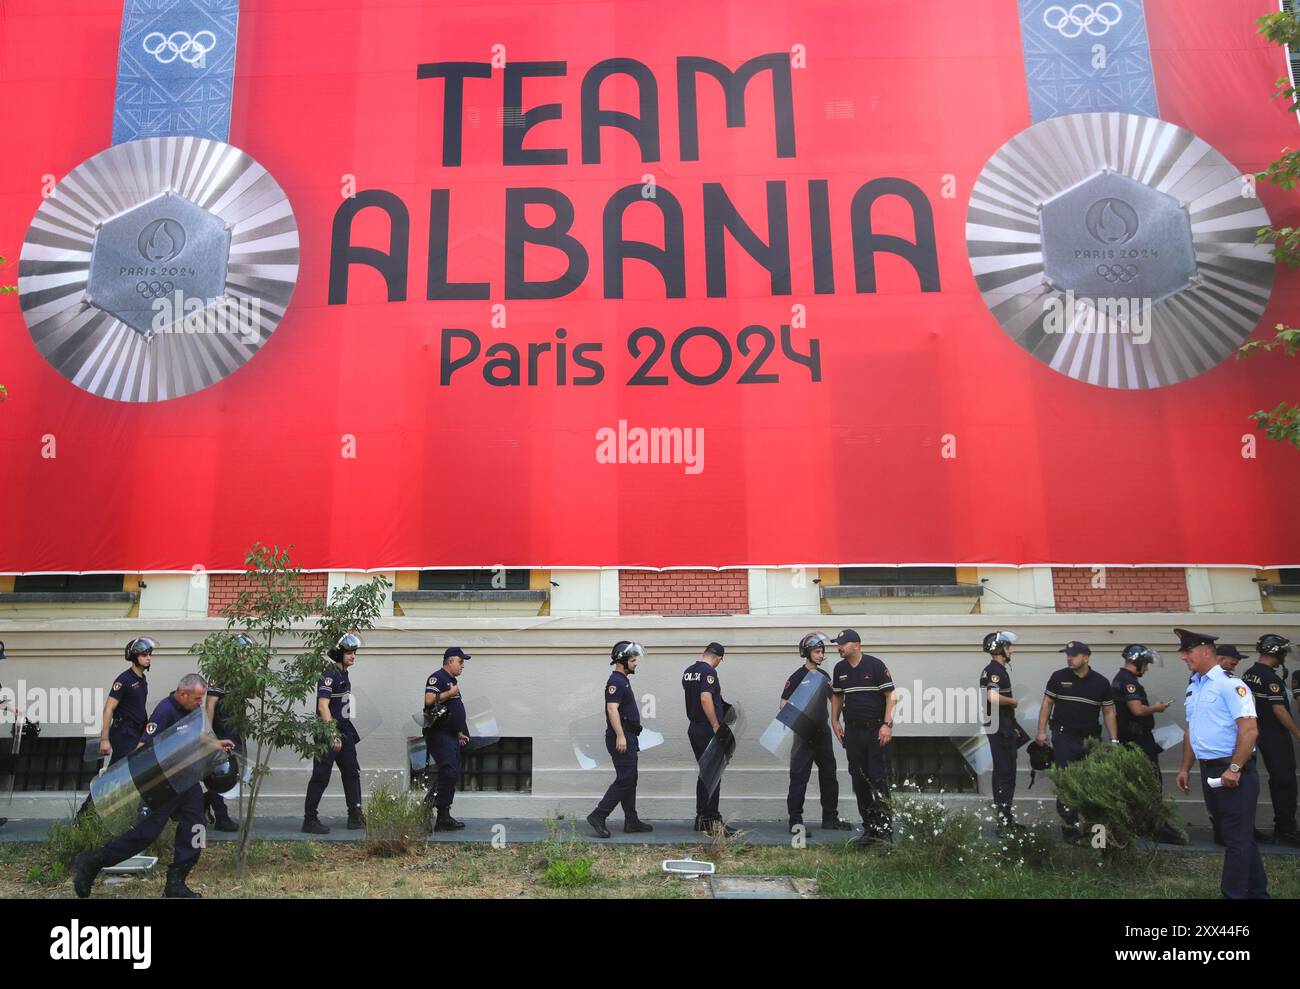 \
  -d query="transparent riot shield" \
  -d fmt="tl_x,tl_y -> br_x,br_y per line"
1152,724 -> 1185,752
464,696 -> 500,751
760,673 -> 831,758
88,707 -> 223,820
697,722 -> 737,798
